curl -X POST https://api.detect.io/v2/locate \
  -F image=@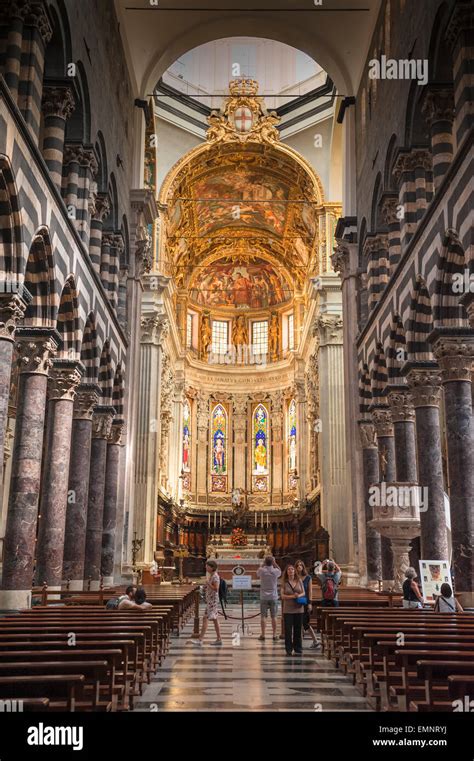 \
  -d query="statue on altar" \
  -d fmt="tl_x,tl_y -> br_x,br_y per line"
226,487 -> 249,529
